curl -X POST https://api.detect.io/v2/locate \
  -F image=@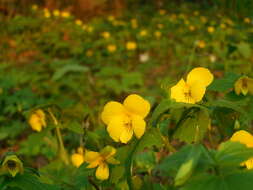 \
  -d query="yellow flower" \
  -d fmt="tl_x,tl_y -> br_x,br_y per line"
139,30 -> 148,37
170,67 -> 213,104
157,24 -> 164,29
189,25 -> 195,31
126,41 -> 137,51
107,44 -> 116,53
101,94 -> 150,143
1,155 -> 24,177
53,10 -> 60,17
244,17 -> 251,24
230,130 -> 253,169
196,40 -> 206,48
75,19 -> 83,26
234,76 -> 253,96
154,31 -> 161,38
29,109 -> 46,132
87,26 -> 93,33
193,11 -> 199,16
131,19 -> 138,28
107,15 -> 115,22
200,16 -> 207,23
86,50 -> 93,57
44,11 -> 51,18
220,23 -> 226,29
207,26 -> 215,33
159,9 -> 166,15
61,11 -> 70,18
31,4 -> 38,11
84,146 -> 119,180
71,147 -> 85,167
101,31 -> 111,39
